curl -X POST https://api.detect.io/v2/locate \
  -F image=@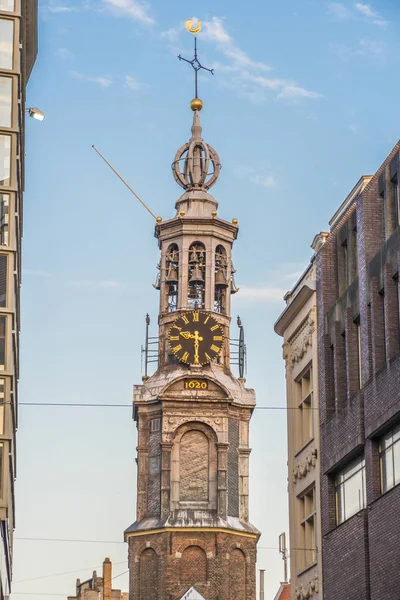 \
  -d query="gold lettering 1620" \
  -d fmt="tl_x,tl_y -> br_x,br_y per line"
184,380 -> 208,390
